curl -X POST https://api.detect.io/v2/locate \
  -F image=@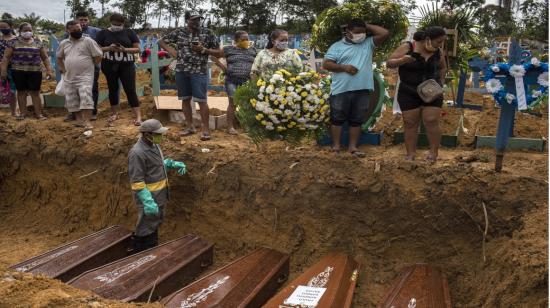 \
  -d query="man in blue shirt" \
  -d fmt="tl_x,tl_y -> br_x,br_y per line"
323,19 -> 389,157
63,11 -> 102,121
